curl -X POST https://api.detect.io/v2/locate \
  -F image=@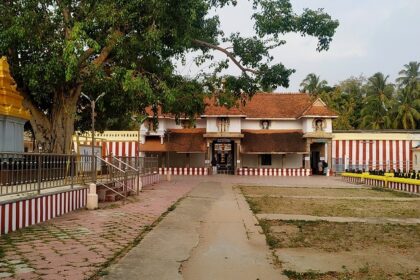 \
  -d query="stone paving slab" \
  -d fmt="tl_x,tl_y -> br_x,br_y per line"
0,179 -> 195,280
257,213 -> 420,224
